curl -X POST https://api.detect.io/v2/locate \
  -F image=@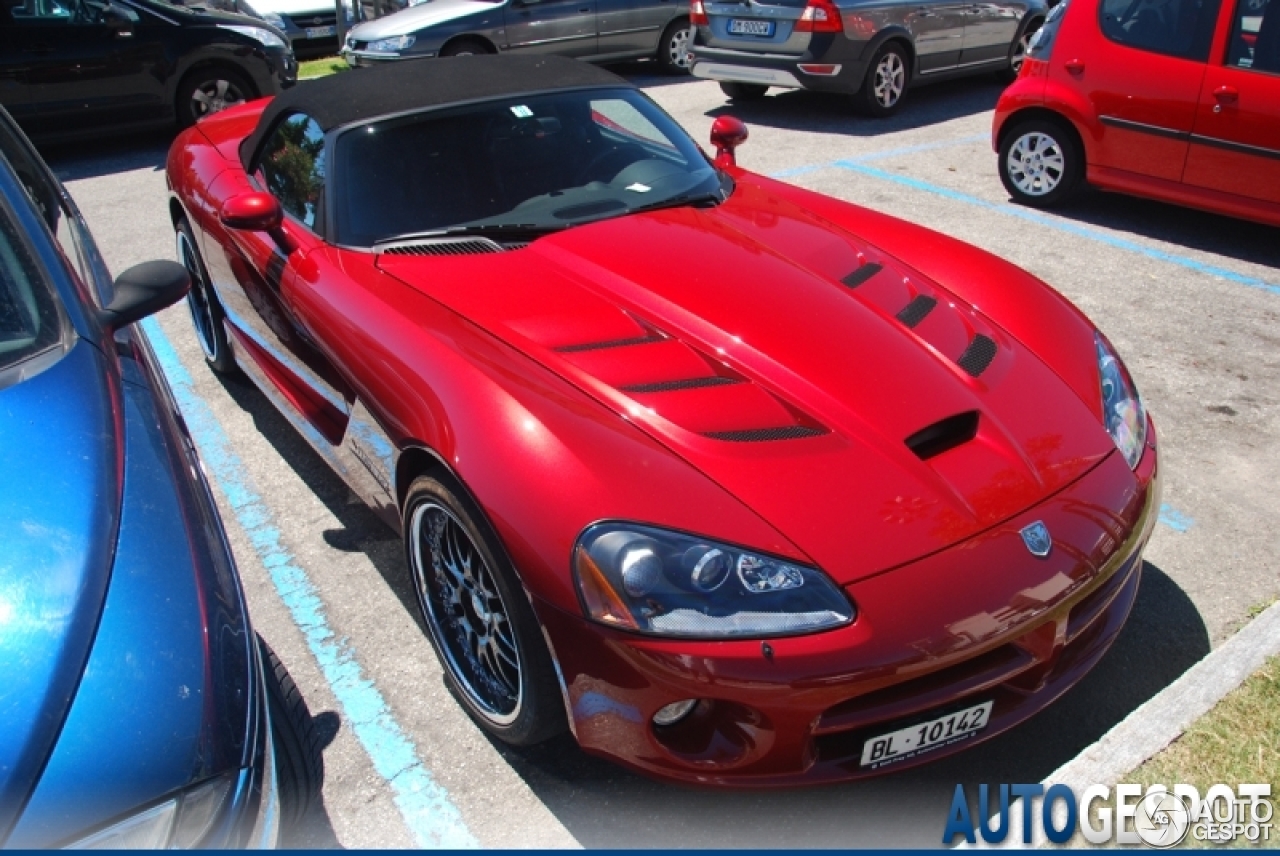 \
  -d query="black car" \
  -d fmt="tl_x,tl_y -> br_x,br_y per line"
0,0 -> 296,143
